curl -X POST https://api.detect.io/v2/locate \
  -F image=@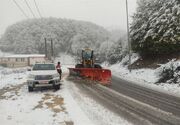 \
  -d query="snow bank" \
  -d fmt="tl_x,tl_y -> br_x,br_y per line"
0,67 -> 28,89
108,55 -> 180,97
110,63 -> 159,83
